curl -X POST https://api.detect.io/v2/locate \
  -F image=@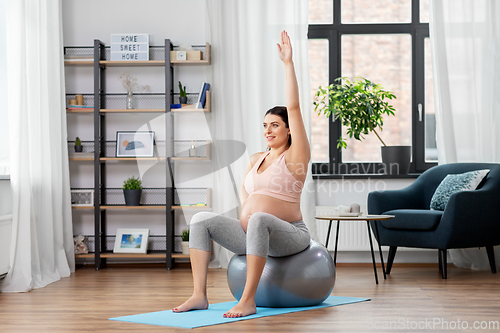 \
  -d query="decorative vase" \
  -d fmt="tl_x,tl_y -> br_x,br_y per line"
123,189 -> 142,206
381,146 -> 411,175
74,145 -> 83,153
126,92 -> 134,109
181,241 -> 190,255
189,144 -> 197,157
179,96 -> 188,104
